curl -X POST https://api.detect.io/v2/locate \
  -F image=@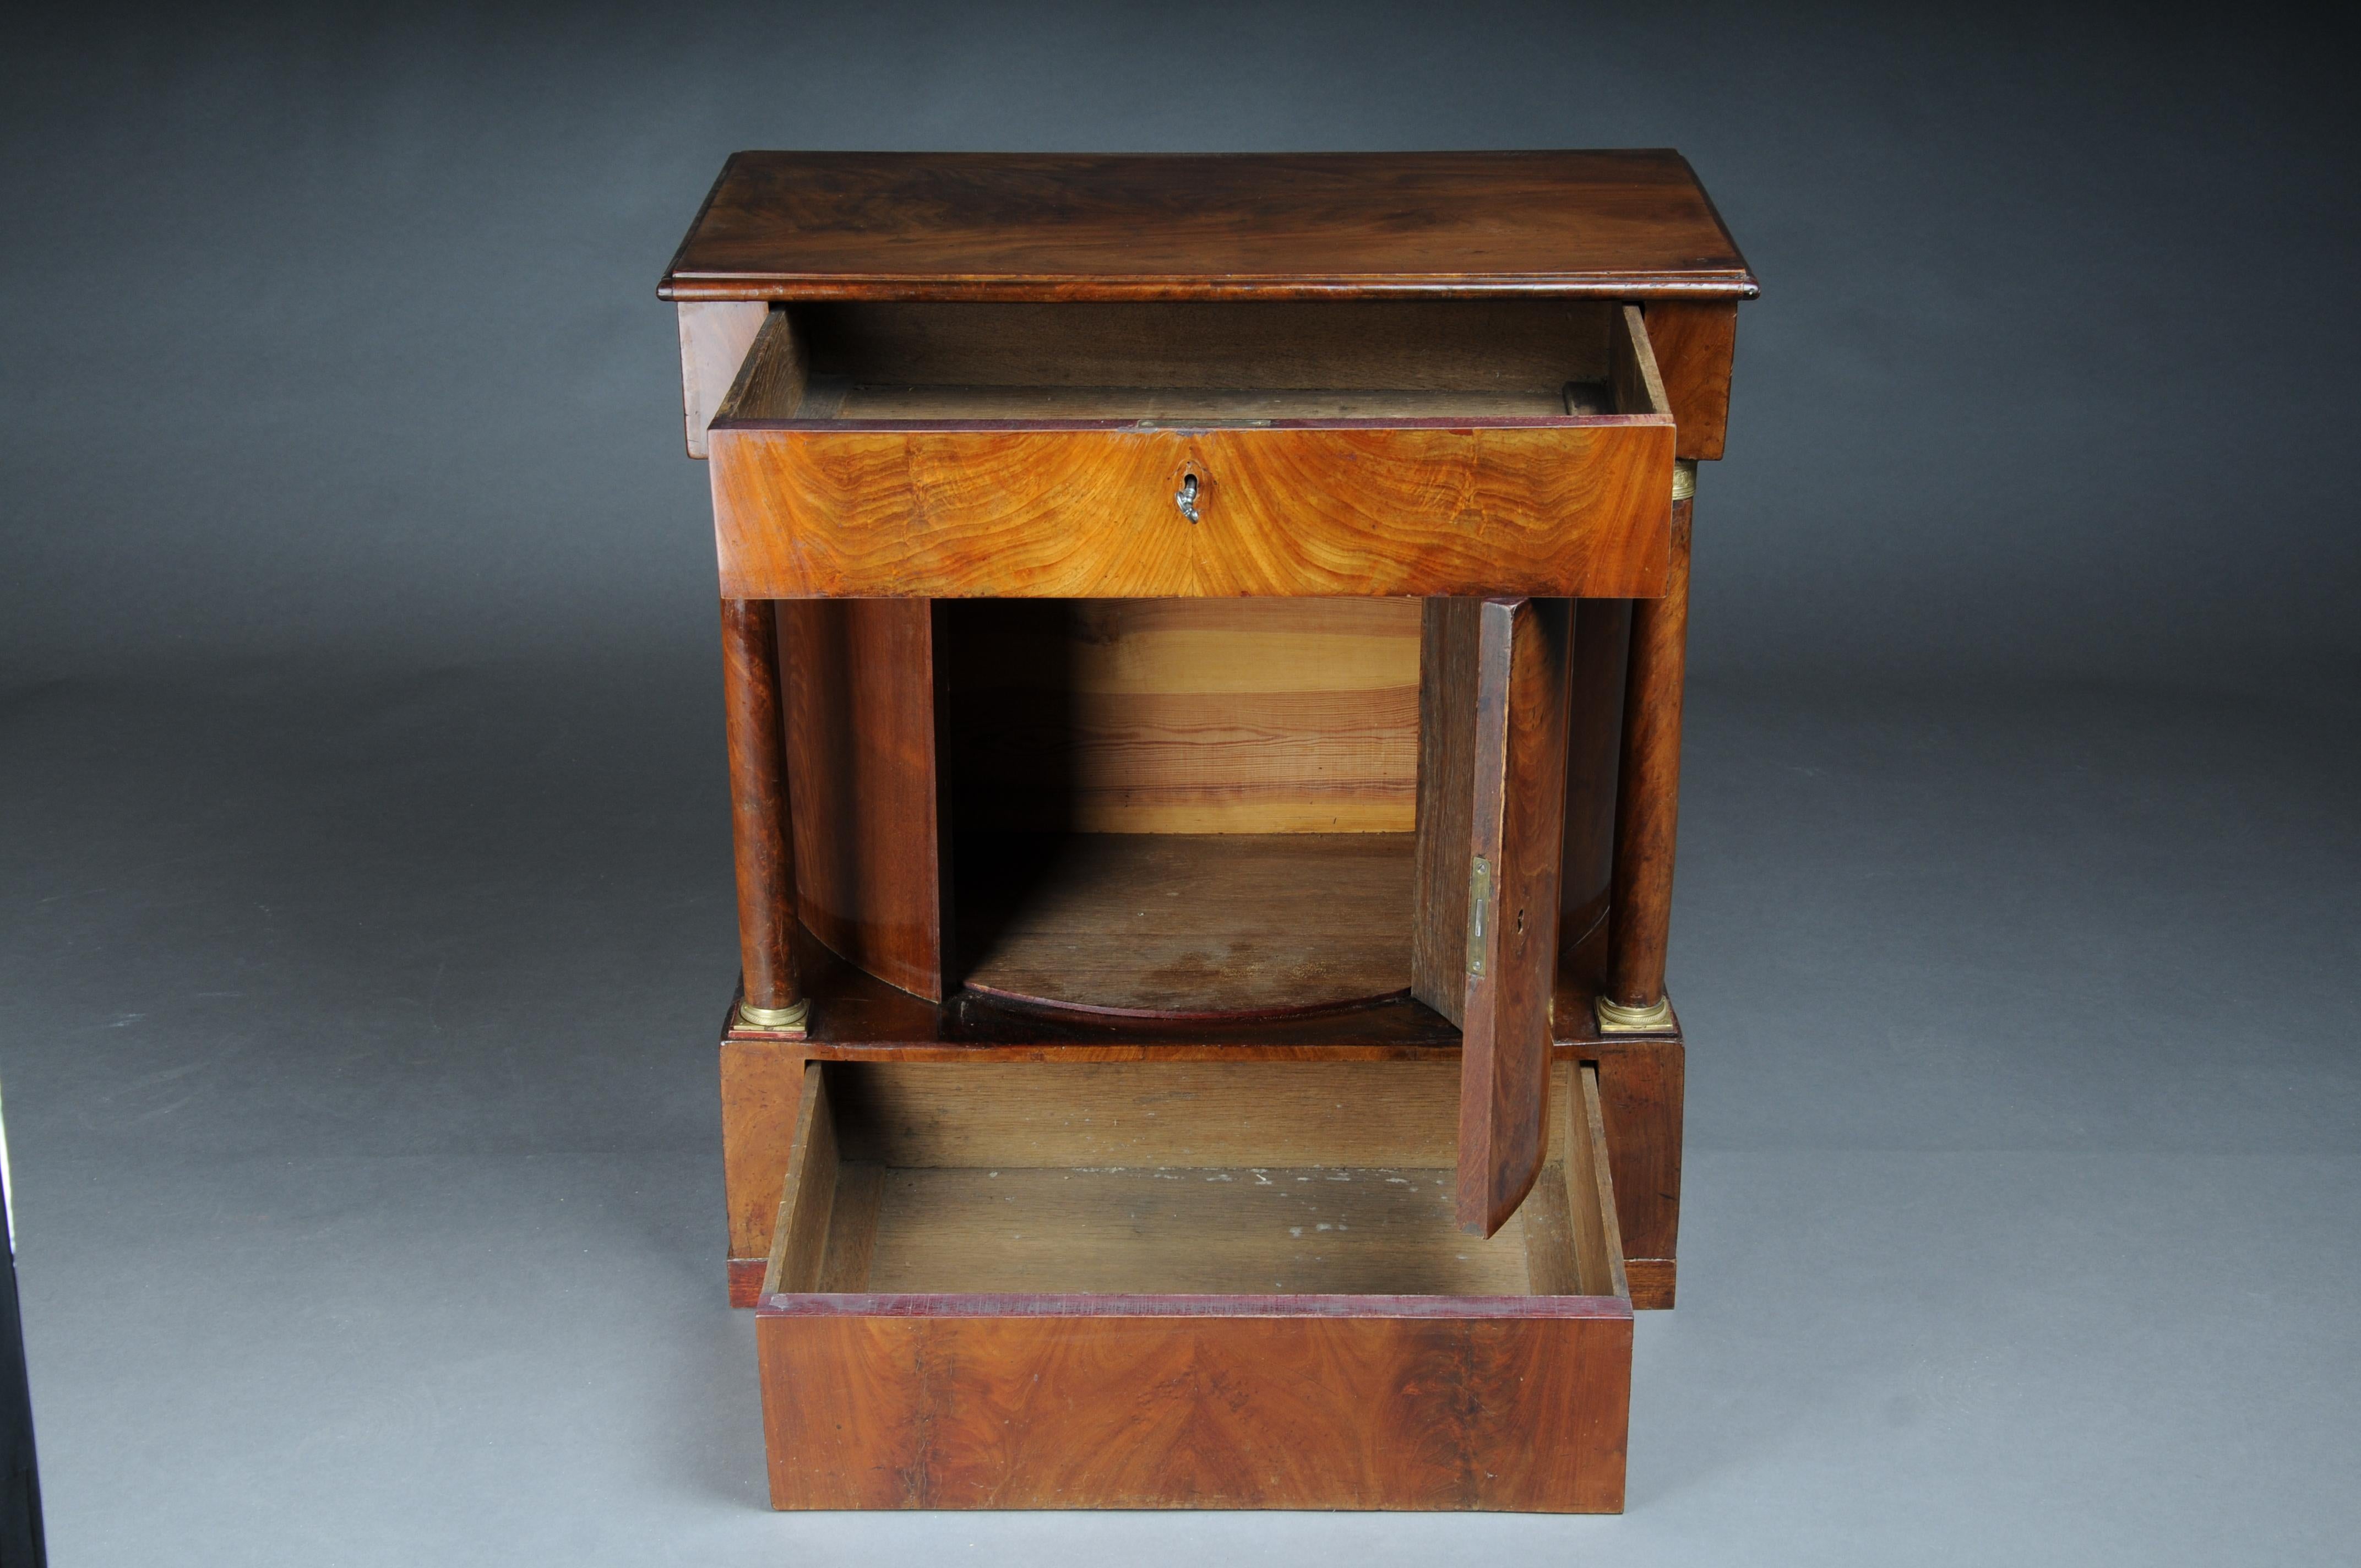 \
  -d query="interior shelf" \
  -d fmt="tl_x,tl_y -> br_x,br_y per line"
955,831 -> 1415,1018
